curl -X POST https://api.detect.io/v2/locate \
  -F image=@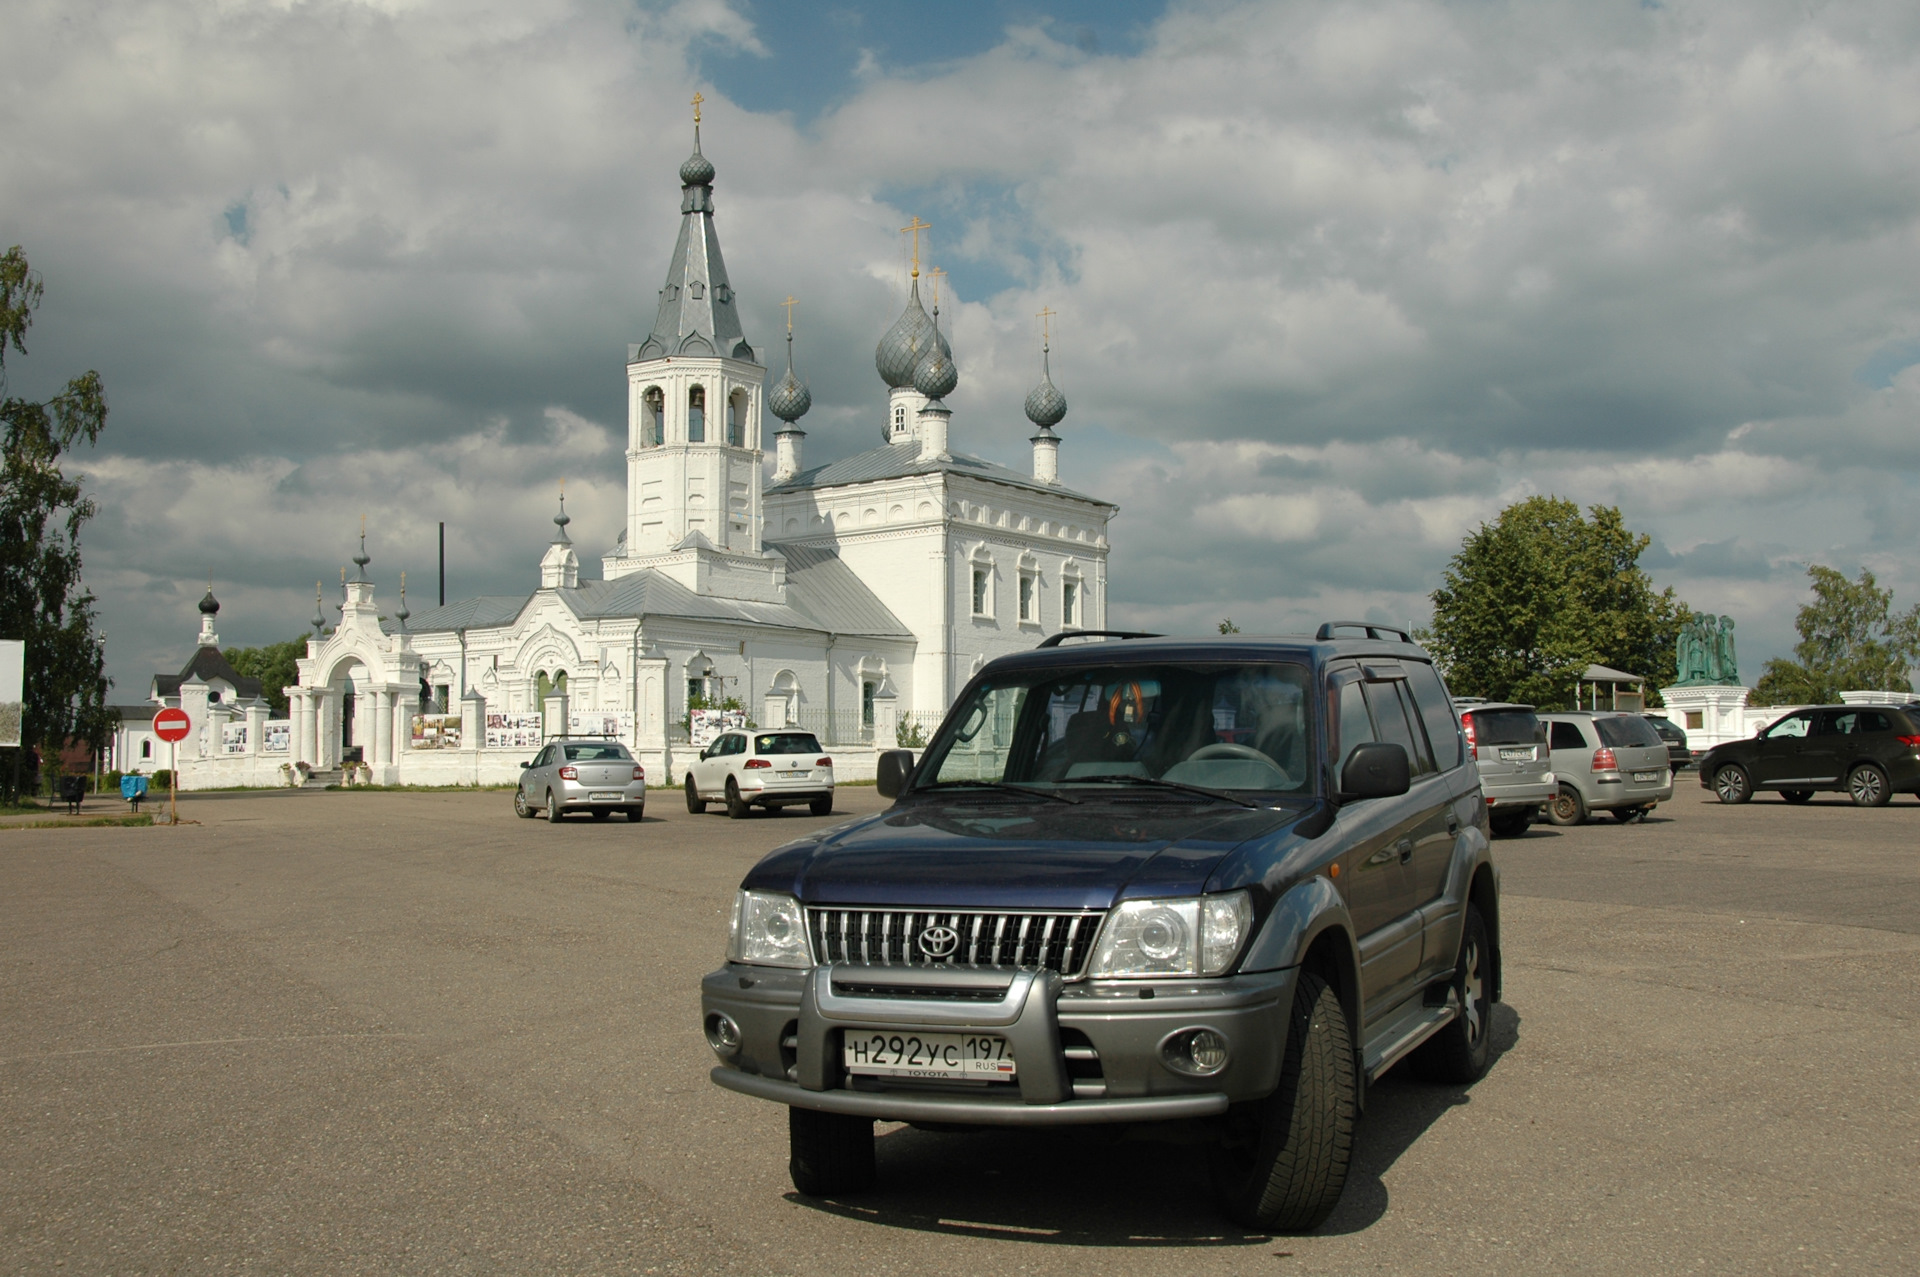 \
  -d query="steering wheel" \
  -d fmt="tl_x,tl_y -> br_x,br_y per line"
1187,742 -> 1283,770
